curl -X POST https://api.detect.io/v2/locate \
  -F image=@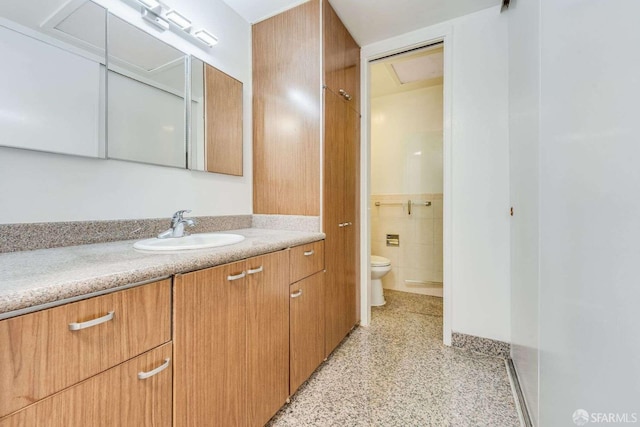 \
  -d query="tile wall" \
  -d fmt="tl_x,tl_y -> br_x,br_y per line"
371,193 -> 443,297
